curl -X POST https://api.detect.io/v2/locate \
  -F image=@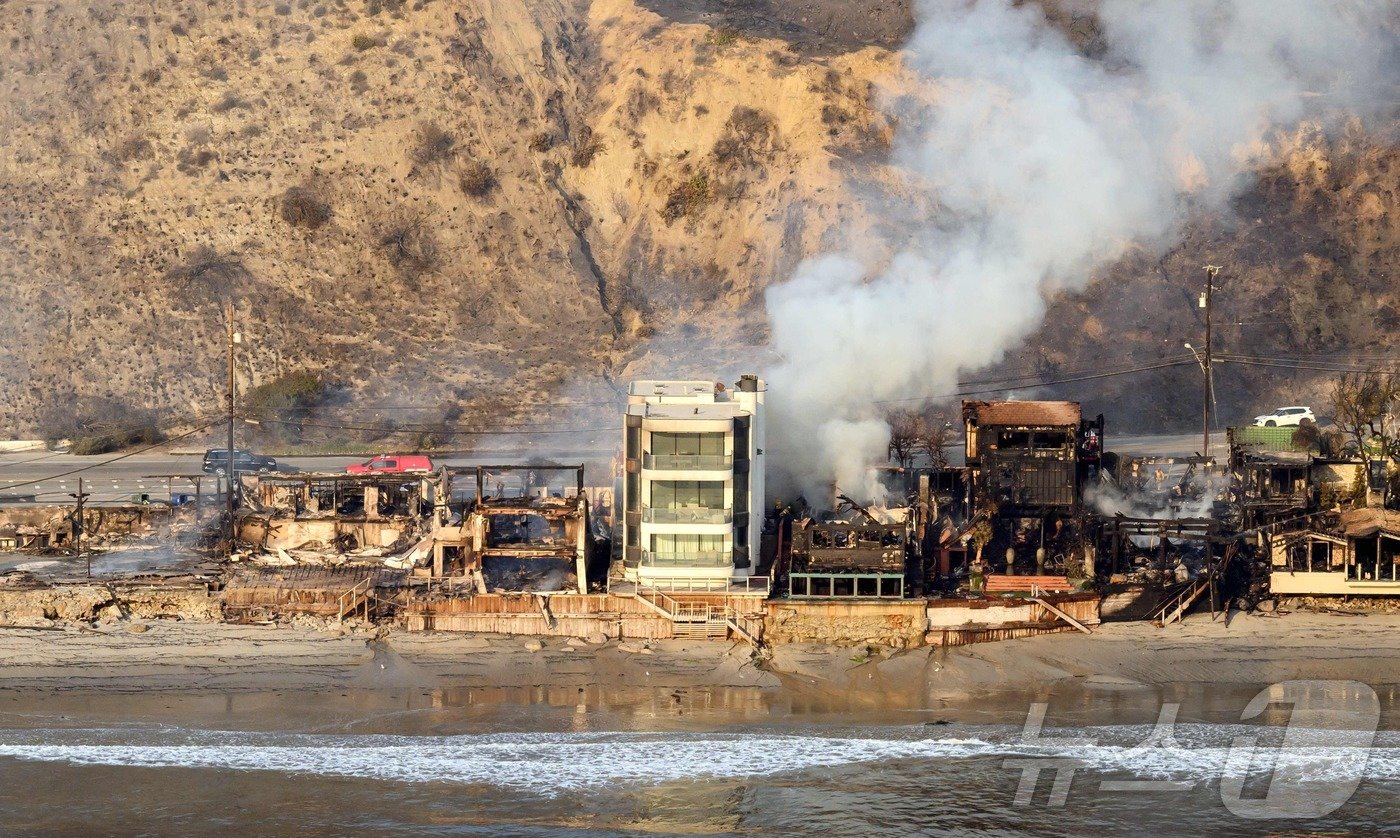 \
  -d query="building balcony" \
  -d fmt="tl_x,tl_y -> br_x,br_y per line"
641,506 -> 733,524
640,550 -> 731,567
642,453 -> 733,471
